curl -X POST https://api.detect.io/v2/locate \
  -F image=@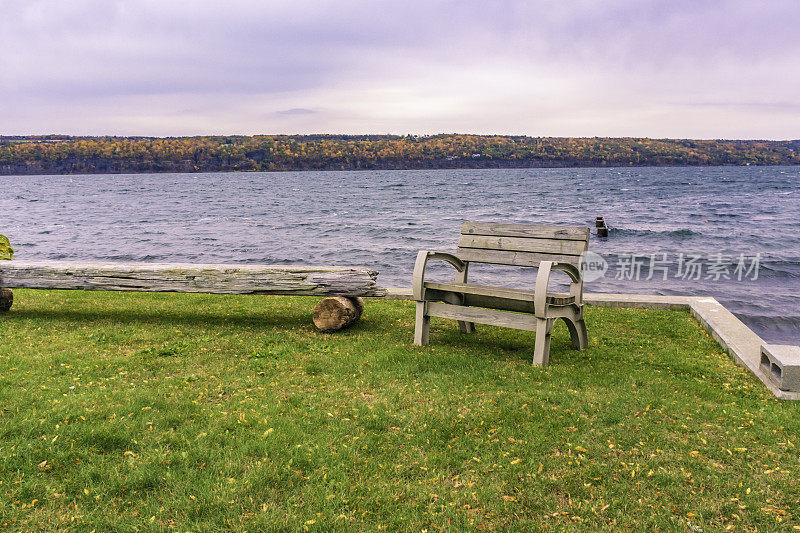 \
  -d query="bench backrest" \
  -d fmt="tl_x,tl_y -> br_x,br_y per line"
457,221 -> 590,268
